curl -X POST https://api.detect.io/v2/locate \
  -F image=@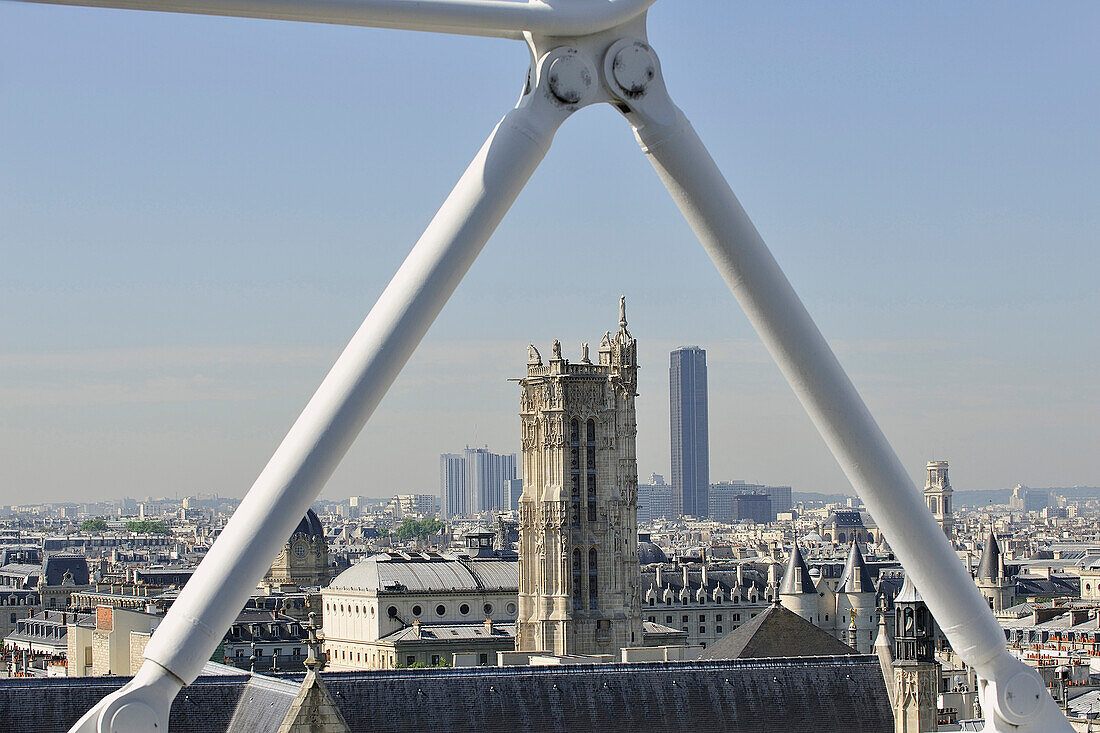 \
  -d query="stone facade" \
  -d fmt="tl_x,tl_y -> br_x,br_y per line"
893,664 -> 937,733
266,510 -> 331,588
516,299 -> 642,656
924,460 -> 954,539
